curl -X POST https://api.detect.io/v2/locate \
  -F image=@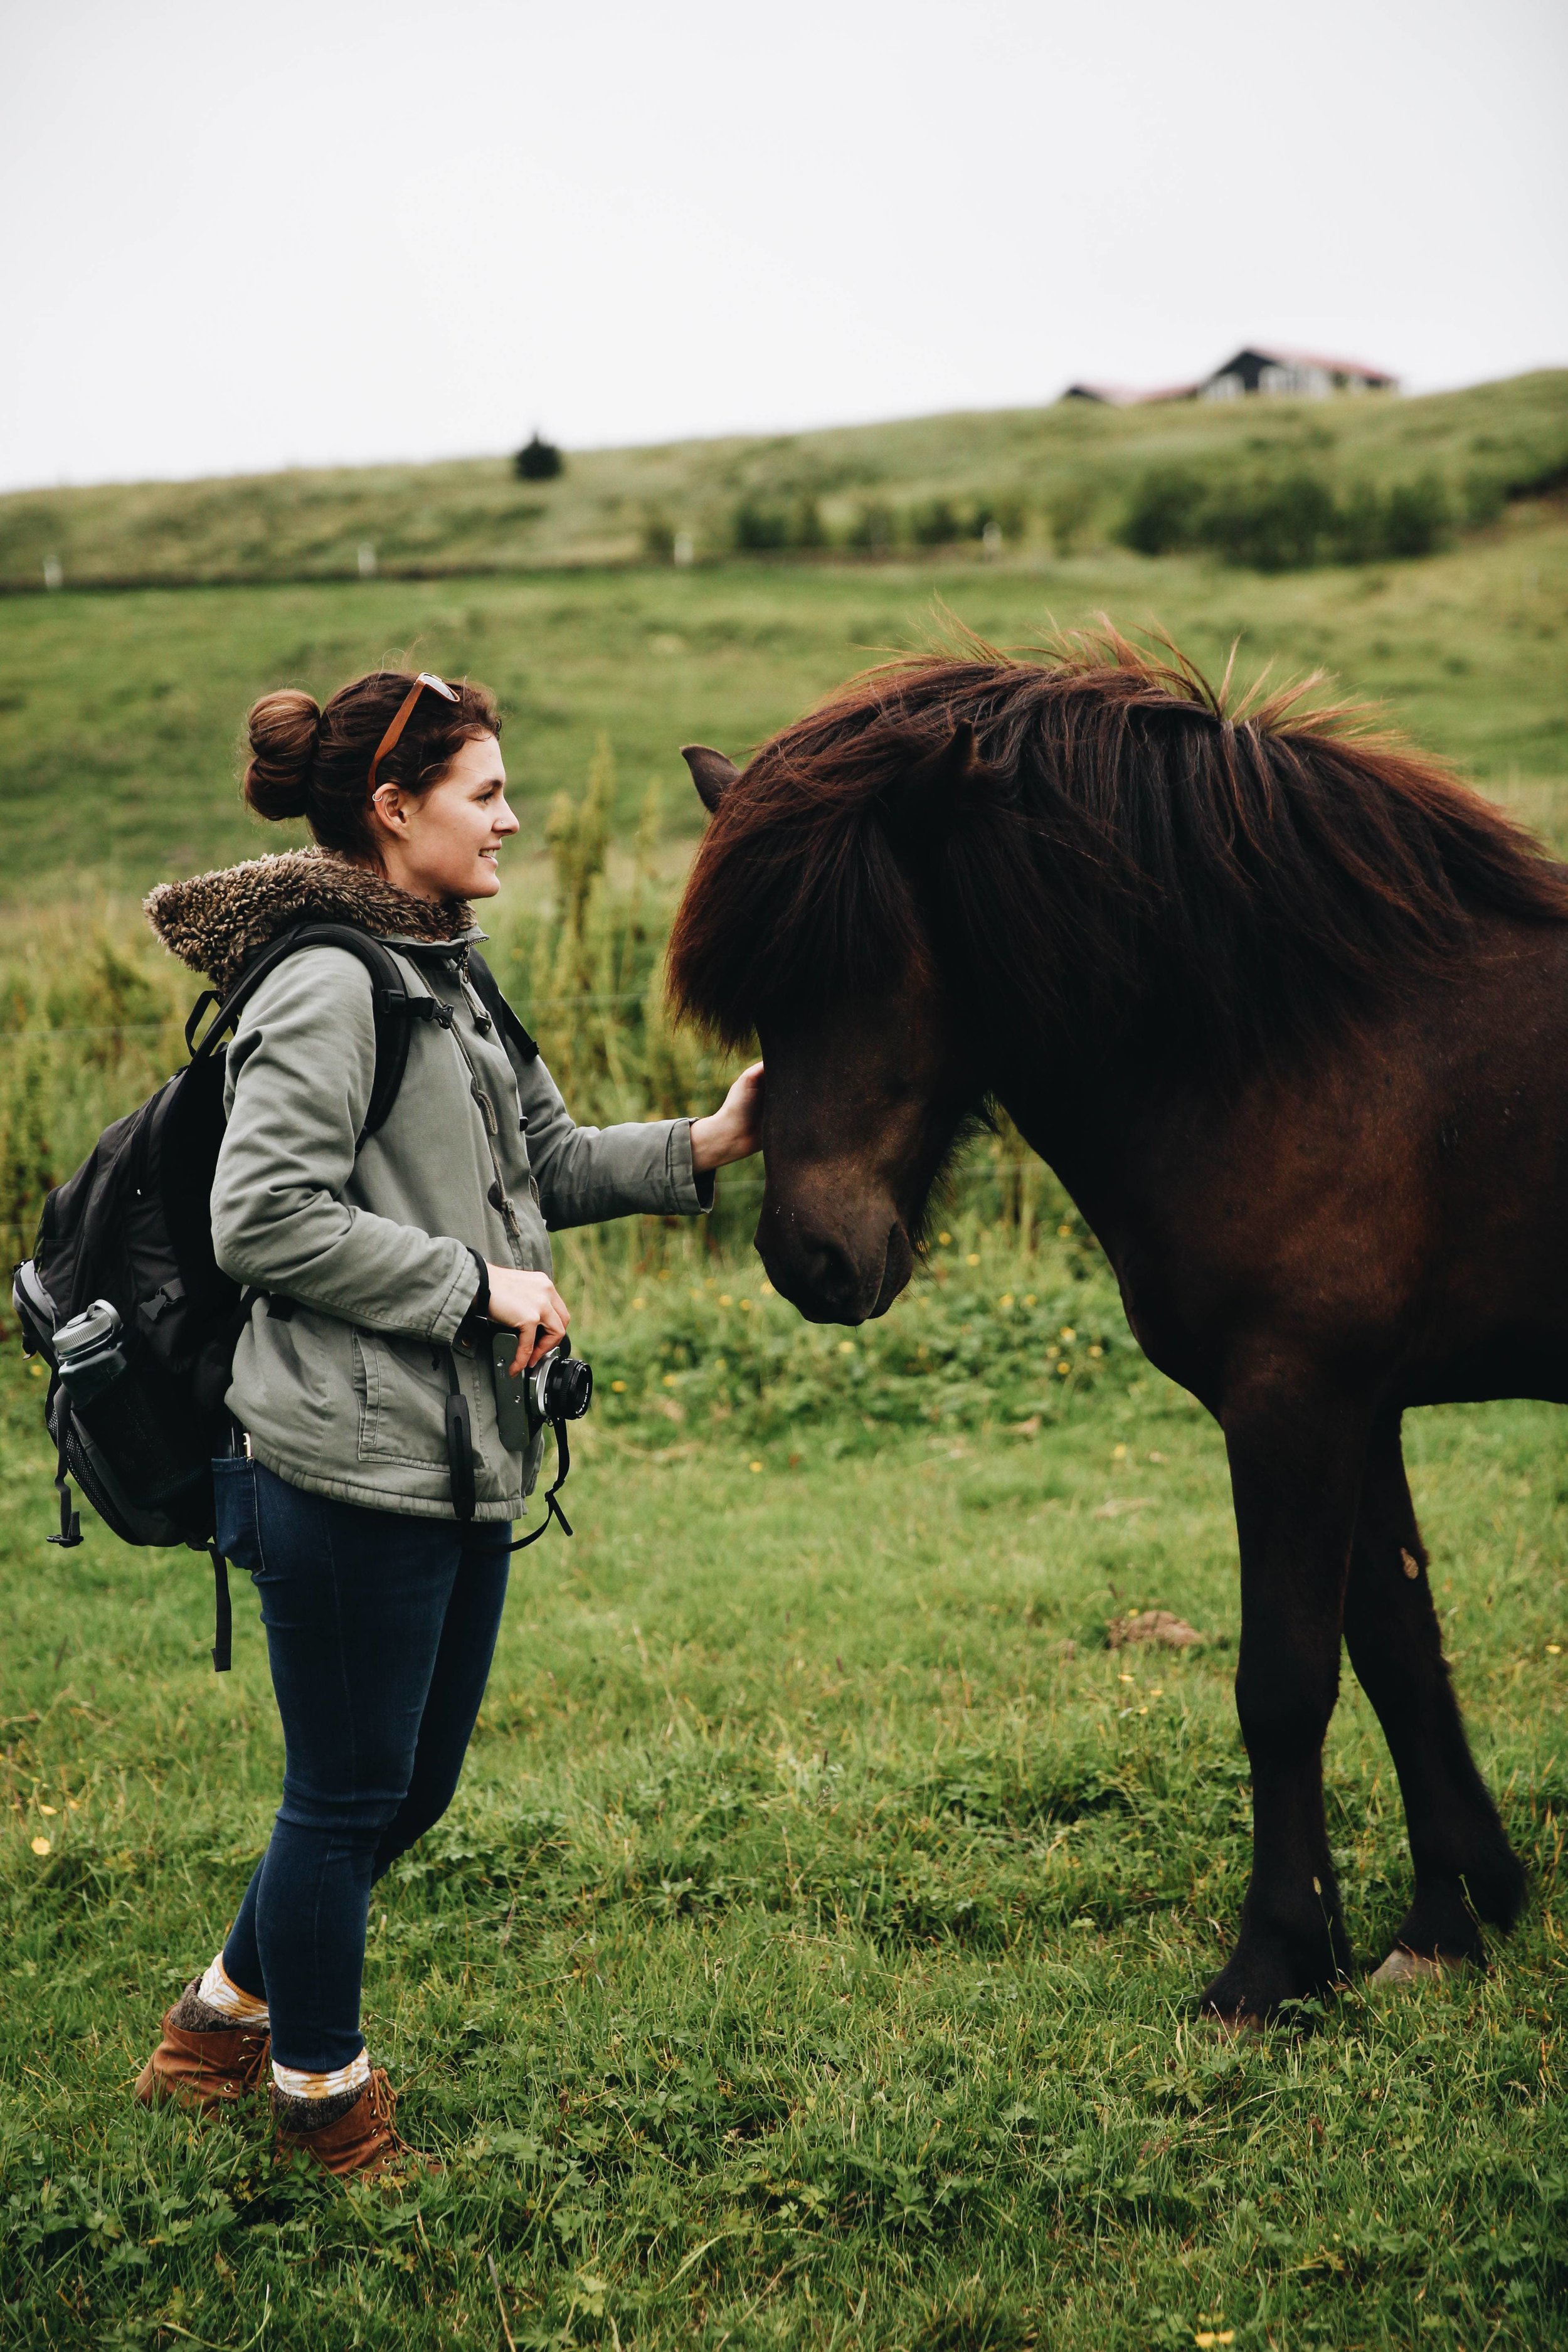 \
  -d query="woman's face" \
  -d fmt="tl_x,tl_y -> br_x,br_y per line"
370,733 -> 521,901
